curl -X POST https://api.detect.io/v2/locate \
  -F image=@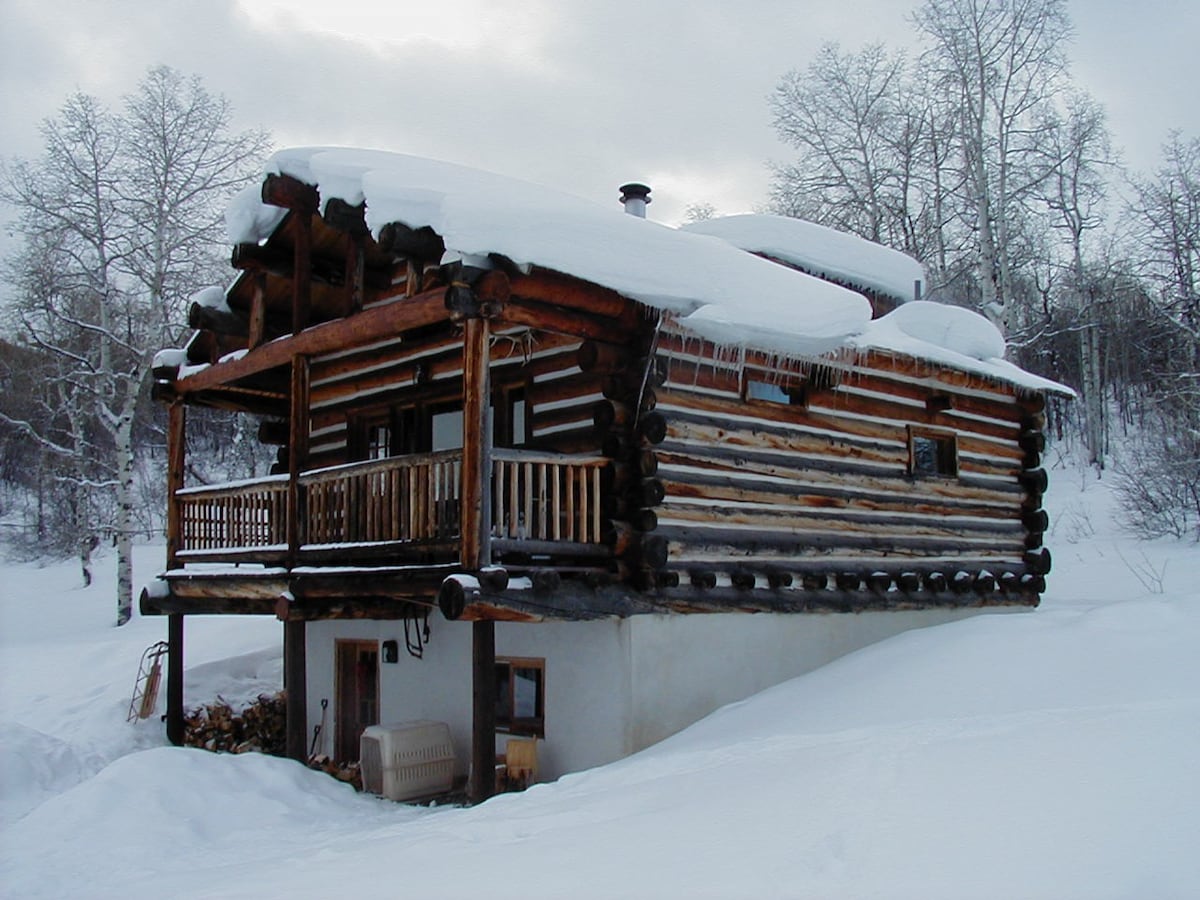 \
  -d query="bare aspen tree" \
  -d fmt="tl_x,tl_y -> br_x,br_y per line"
1,95 -> 127,590
1,68 -> 269,625
769,43 -> 912,247
1038,94 -> 1115,468
912,0 -> 1072,334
